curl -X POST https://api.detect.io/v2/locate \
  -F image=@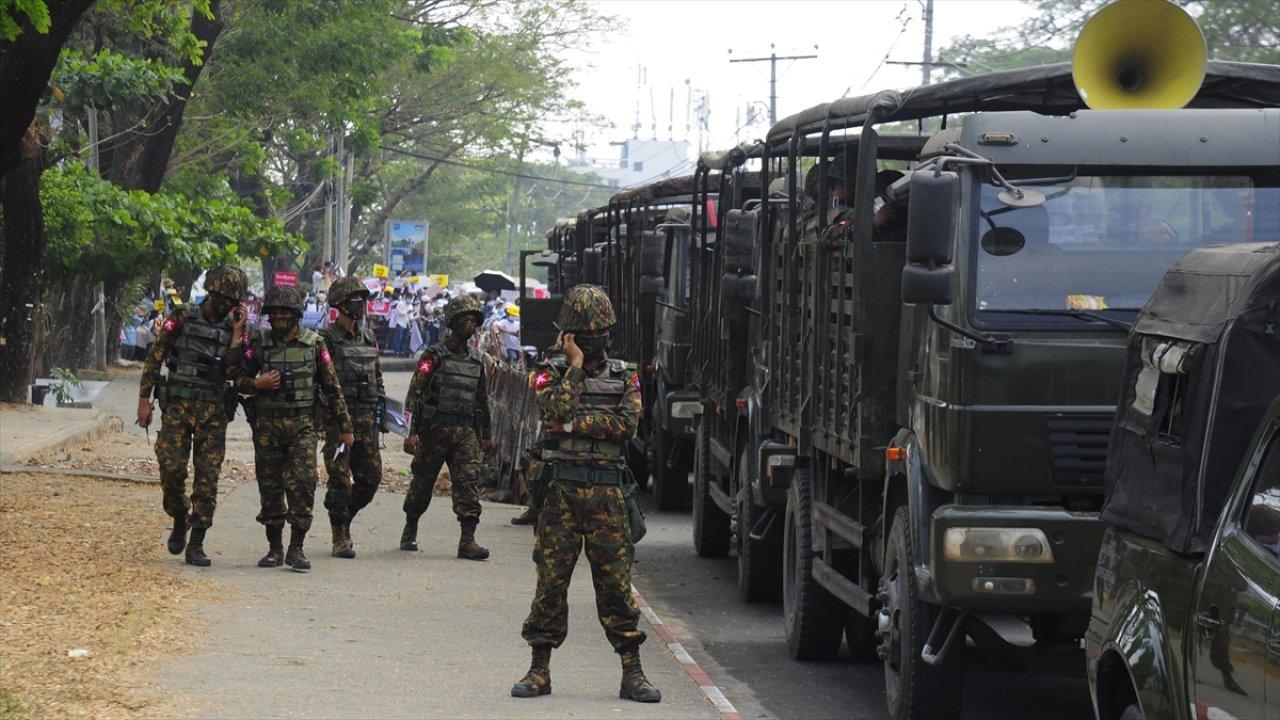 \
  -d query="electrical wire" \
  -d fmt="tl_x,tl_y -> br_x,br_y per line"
379,144 -> 617,190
